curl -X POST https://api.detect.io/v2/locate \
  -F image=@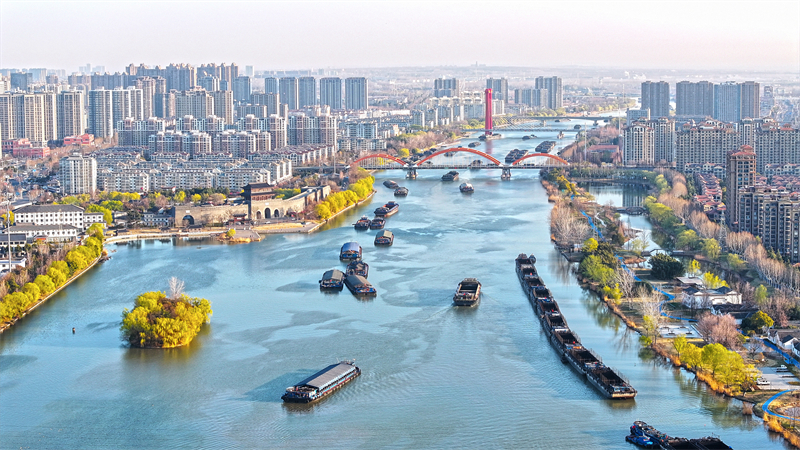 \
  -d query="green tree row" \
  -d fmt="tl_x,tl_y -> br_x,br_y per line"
120,291 -> 212,348
0,224 -> 105,322
315,176 -> 375,220
673,335 -> 757,391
